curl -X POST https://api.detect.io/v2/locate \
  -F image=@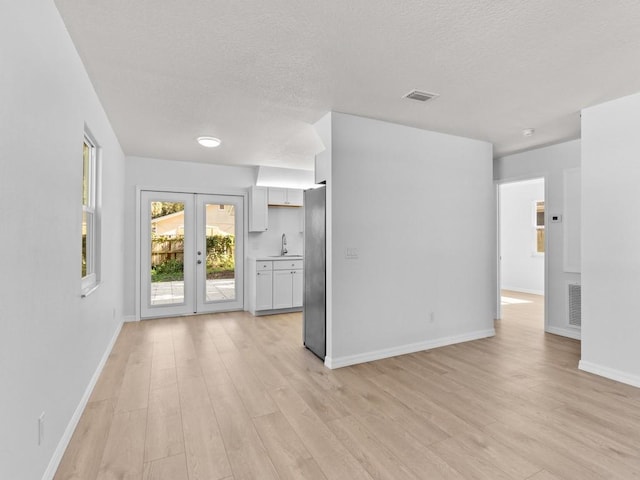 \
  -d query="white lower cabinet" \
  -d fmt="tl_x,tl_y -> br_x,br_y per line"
250,258 -> 303,314
273,270 -> 294,309
255,270 -> 273,310
272,259 -> 303,309
292,269 -> 303,307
